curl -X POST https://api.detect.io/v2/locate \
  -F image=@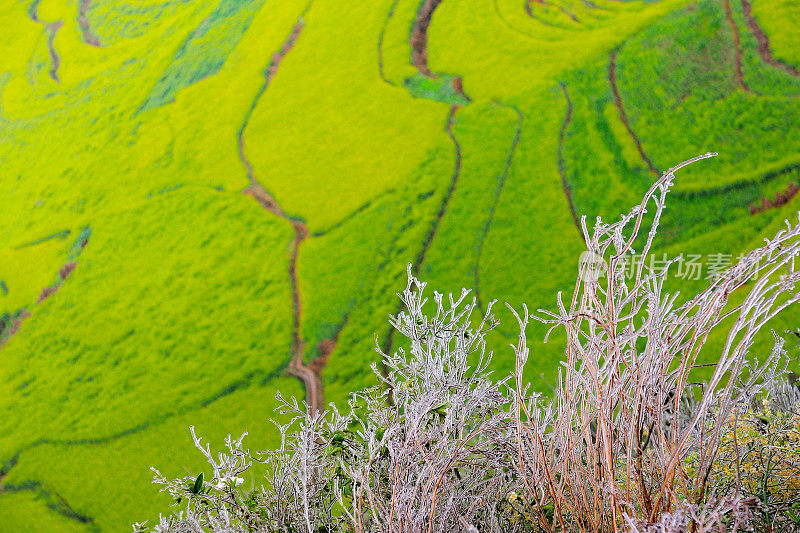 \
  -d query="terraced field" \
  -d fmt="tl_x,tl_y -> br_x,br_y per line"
0,0 -> 798,529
